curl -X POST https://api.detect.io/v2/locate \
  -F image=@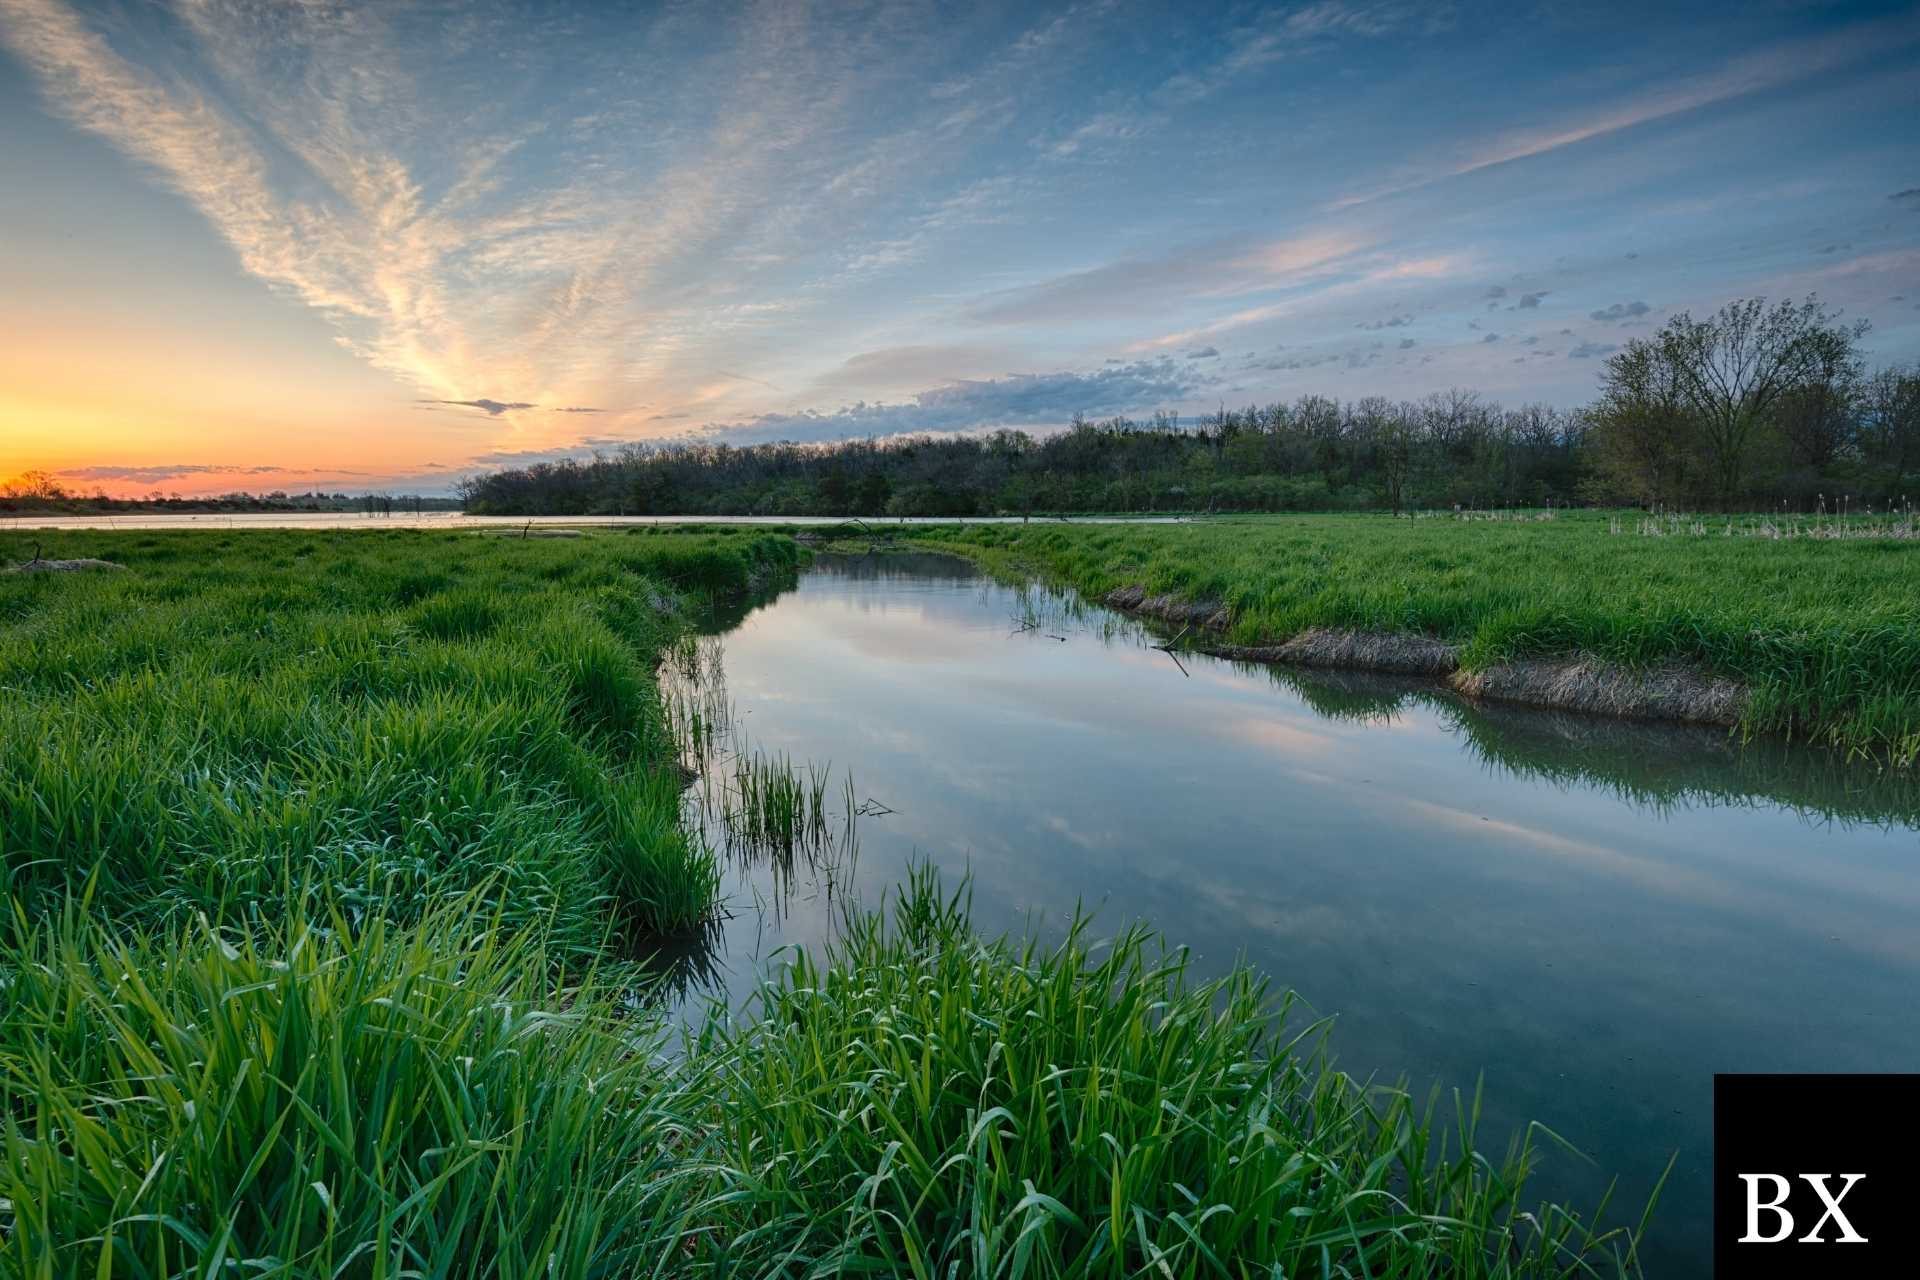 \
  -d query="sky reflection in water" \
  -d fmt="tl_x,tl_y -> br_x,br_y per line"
661,552 -> 1920,1274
